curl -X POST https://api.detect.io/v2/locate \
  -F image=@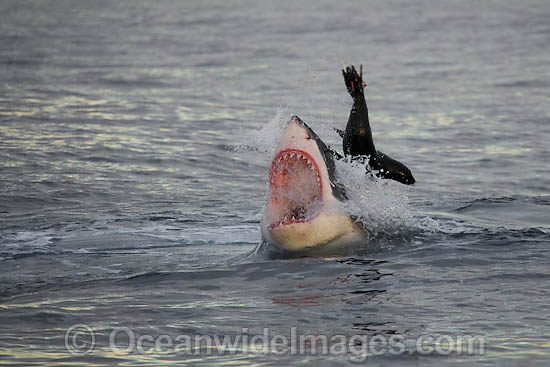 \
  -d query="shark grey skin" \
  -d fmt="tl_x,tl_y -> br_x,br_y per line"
261,66 -> 414,252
